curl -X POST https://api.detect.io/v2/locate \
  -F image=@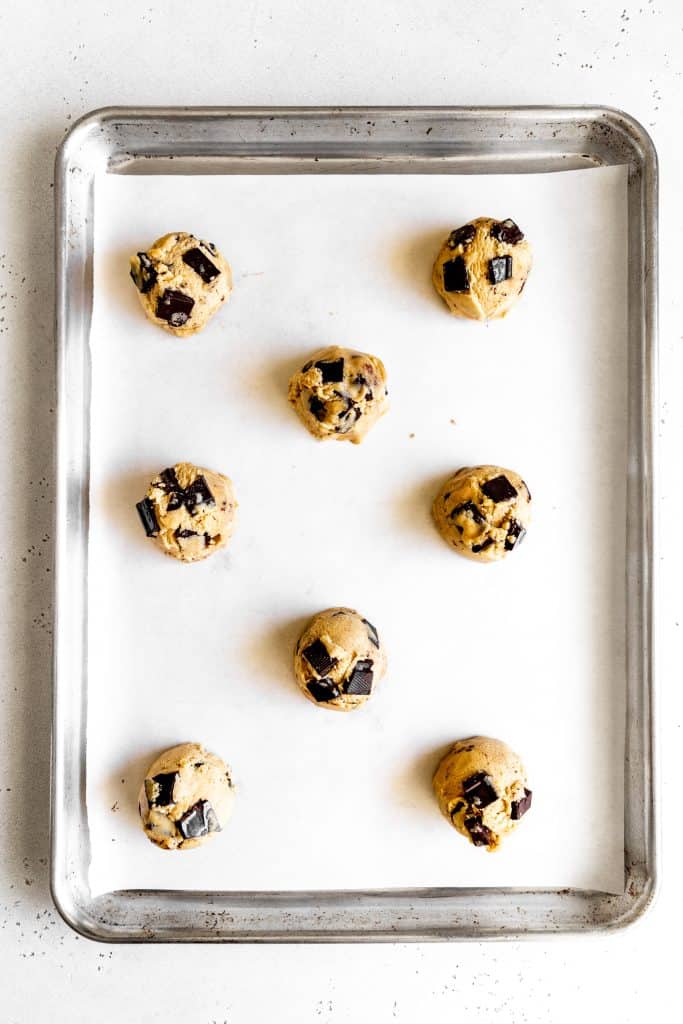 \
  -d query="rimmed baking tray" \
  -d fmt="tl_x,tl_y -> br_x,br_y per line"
52,106 -> 657,941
